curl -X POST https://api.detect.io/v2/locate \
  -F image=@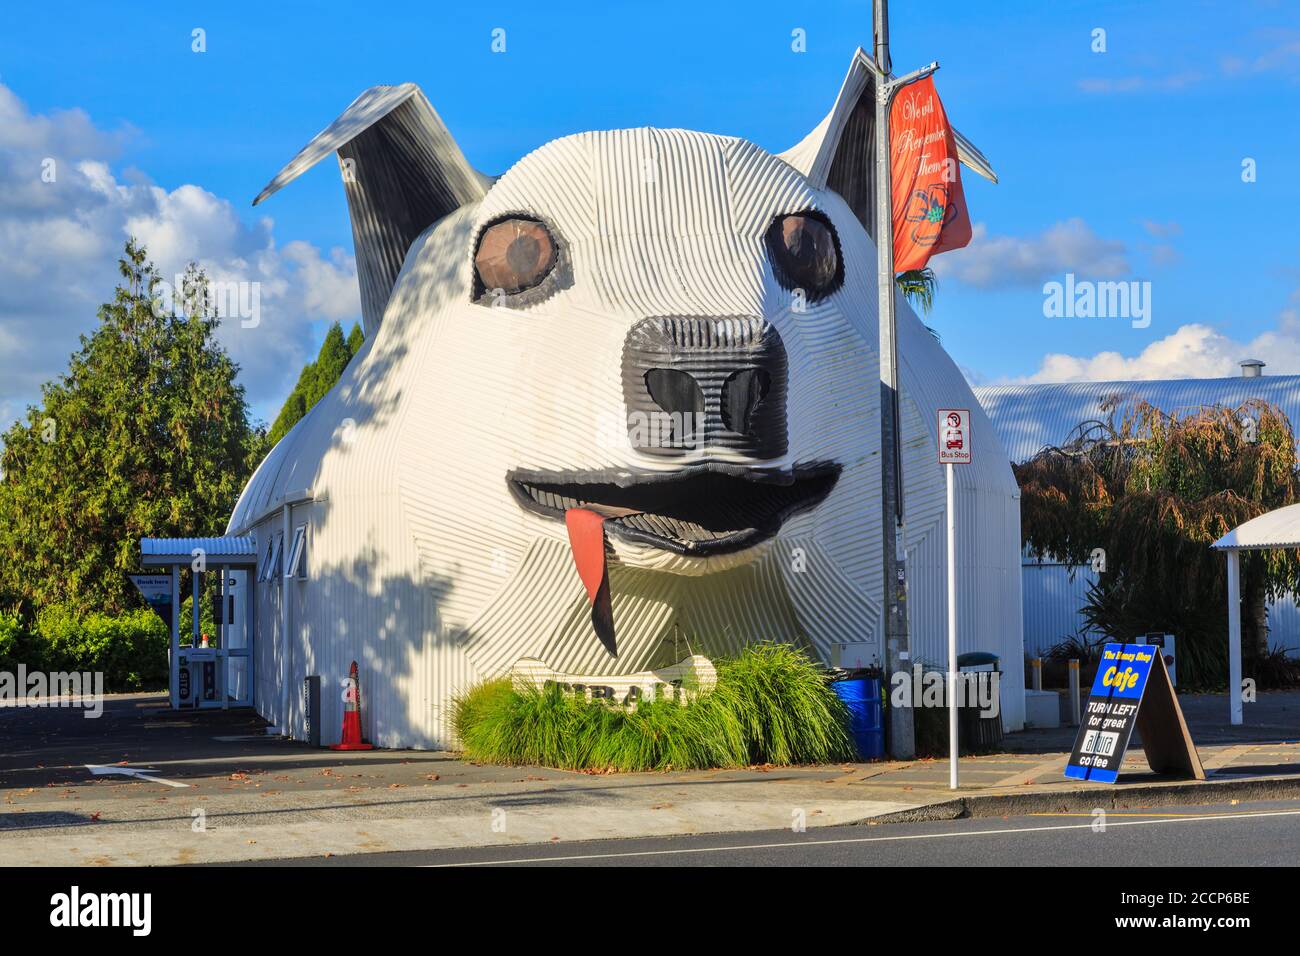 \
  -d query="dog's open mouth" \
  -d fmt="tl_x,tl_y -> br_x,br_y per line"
507,462 -> 840,556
